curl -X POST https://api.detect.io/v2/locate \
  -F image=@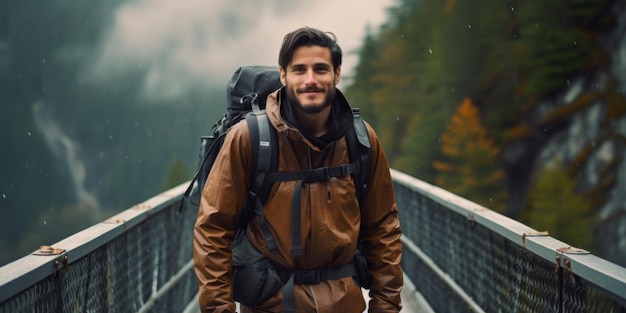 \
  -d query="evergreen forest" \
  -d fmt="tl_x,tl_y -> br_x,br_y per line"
346,0 -> 625,264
